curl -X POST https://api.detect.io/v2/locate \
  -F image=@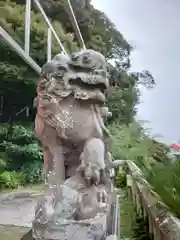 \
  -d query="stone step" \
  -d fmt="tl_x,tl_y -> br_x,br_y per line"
0,190 -> 42,228
0,189 -> 42,239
